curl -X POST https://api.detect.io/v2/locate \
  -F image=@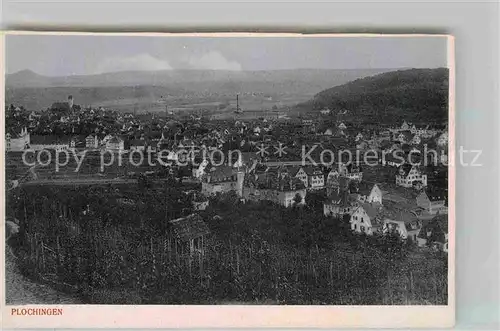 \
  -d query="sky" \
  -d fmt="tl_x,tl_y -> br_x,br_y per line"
6,34 -> 449,76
